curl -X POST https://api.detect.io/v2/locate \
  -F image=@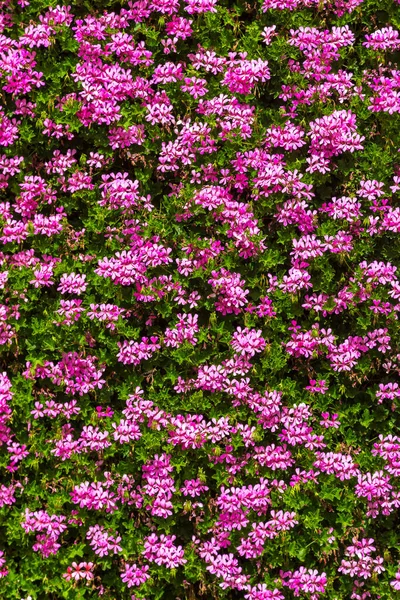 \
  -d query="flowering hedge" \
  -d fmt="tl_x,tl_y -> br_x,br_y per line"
1,0 -> 400,598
